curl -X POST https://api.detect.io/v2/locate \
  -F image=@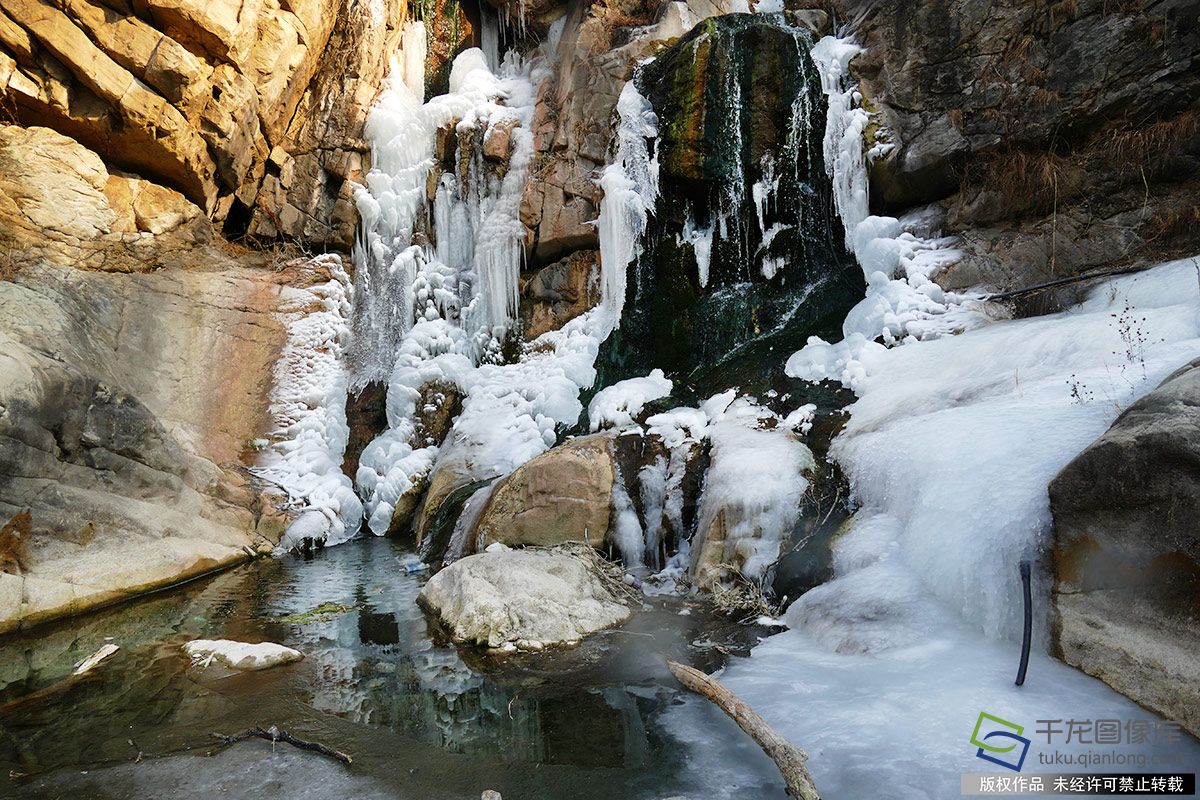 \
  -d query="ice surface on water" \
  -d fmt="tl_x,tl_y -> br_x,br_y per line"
667,623 -> 1200,800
